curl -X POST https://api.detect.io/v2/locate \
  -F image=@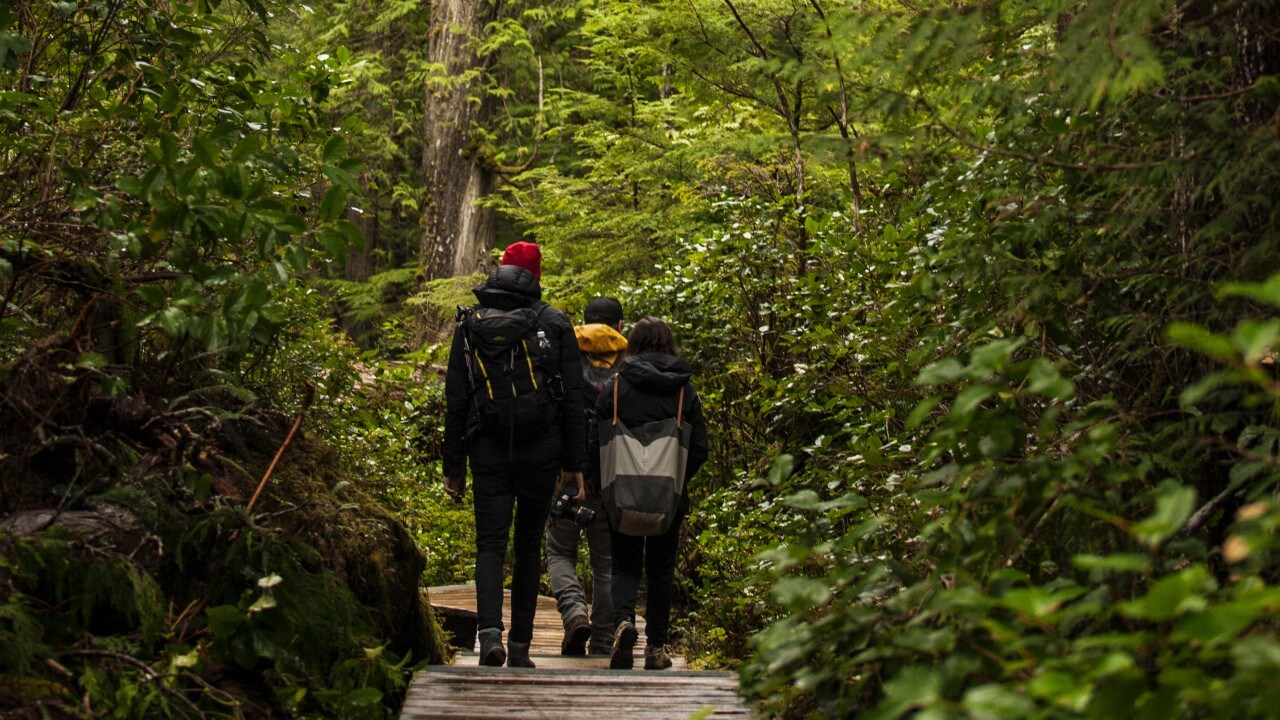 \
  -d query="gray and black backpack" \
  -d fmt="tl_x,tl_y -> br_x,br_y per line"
598,378 -> 691,536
